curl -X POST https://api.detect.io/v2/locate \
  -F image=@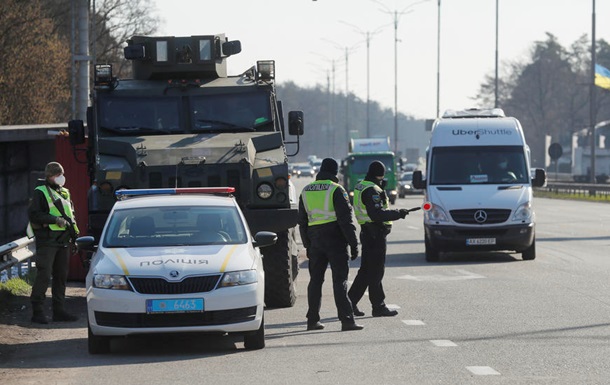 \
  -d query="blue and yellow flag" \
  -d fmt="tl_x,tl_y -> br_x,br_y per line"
595,64 -> 610,90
